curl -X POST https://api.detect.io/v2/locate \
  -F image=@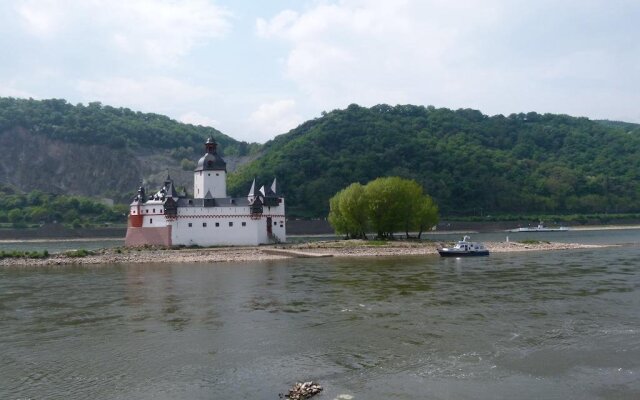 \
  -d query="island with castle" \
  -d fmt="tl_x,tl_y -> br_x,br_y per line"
124,138 -> 286,247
